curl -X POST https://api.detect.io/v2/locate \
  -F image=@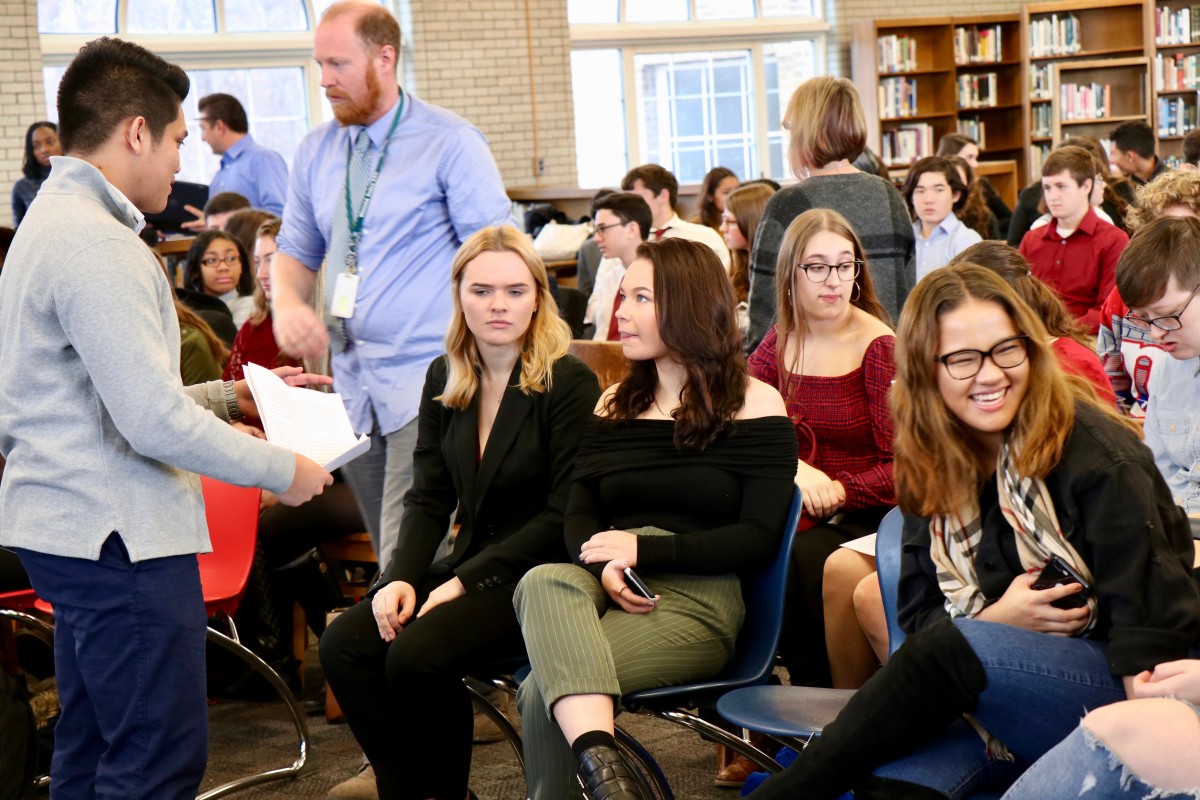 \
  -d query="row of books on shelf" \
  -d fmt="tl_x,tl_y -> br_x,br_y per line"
957,117 -> 985,148
1157,96 -> 1198,136
957,73 -> 999,109
878,34 -> 918,73
1030,64 -> 1053,101
879,77 -> 918,118
1030,143 -> 1051,178
954,25 -> 1004,65
882,123 -> 934,166
1029,13 -> 1082,59
1060,82 -> 1112,122
1154,6 -> 1200,46
1032,104 -> 1053,138
1155,52 -> 1200,92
